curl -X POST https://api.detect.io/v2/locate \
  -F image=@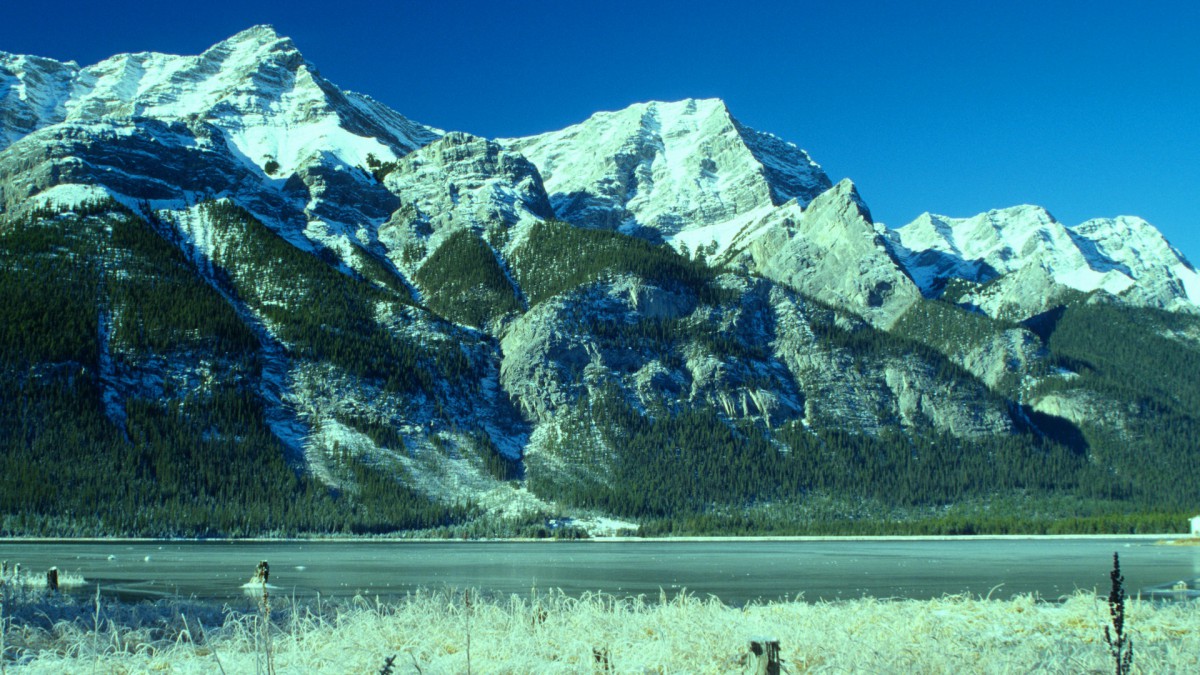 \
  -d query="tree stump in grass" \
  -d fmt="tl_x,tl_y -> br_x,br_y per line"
749,638 -> 780,675
592,647 -> 612,673
46,567 -> 59,592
